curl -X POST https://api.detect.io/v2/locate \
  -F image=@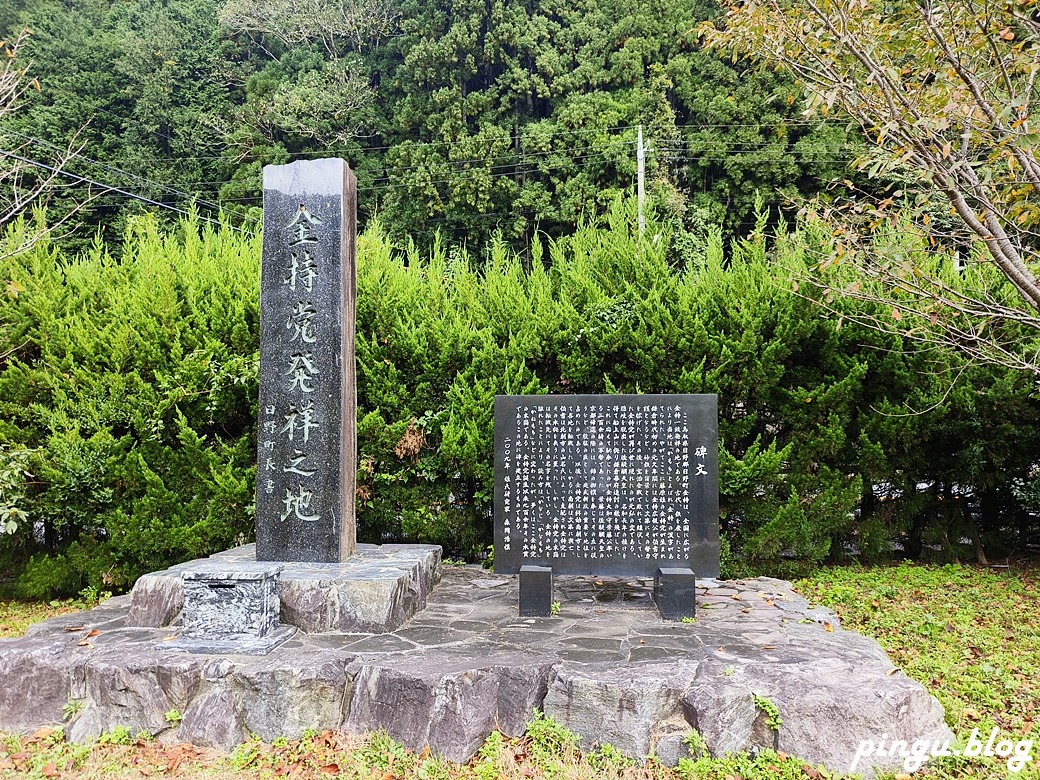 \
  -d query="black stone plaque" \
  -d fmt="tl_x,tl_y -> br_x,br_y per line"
256,159 -> 357,563
494,394 -> 720,577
